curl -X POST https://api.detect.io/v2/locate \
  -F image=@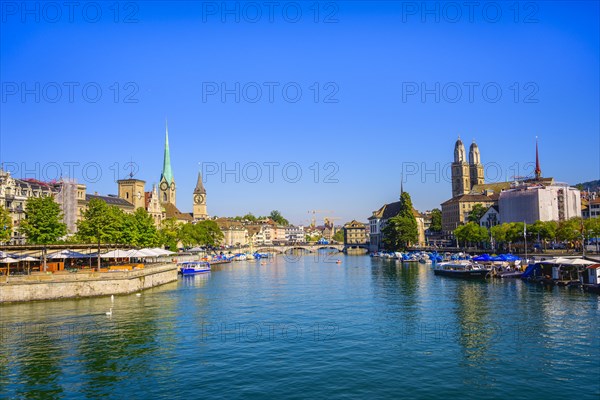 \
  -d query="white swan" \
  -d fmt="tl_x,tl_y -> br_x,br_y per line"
136,293 -> 141,297
111,295 -> 114,302
106,308 -> 113,317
